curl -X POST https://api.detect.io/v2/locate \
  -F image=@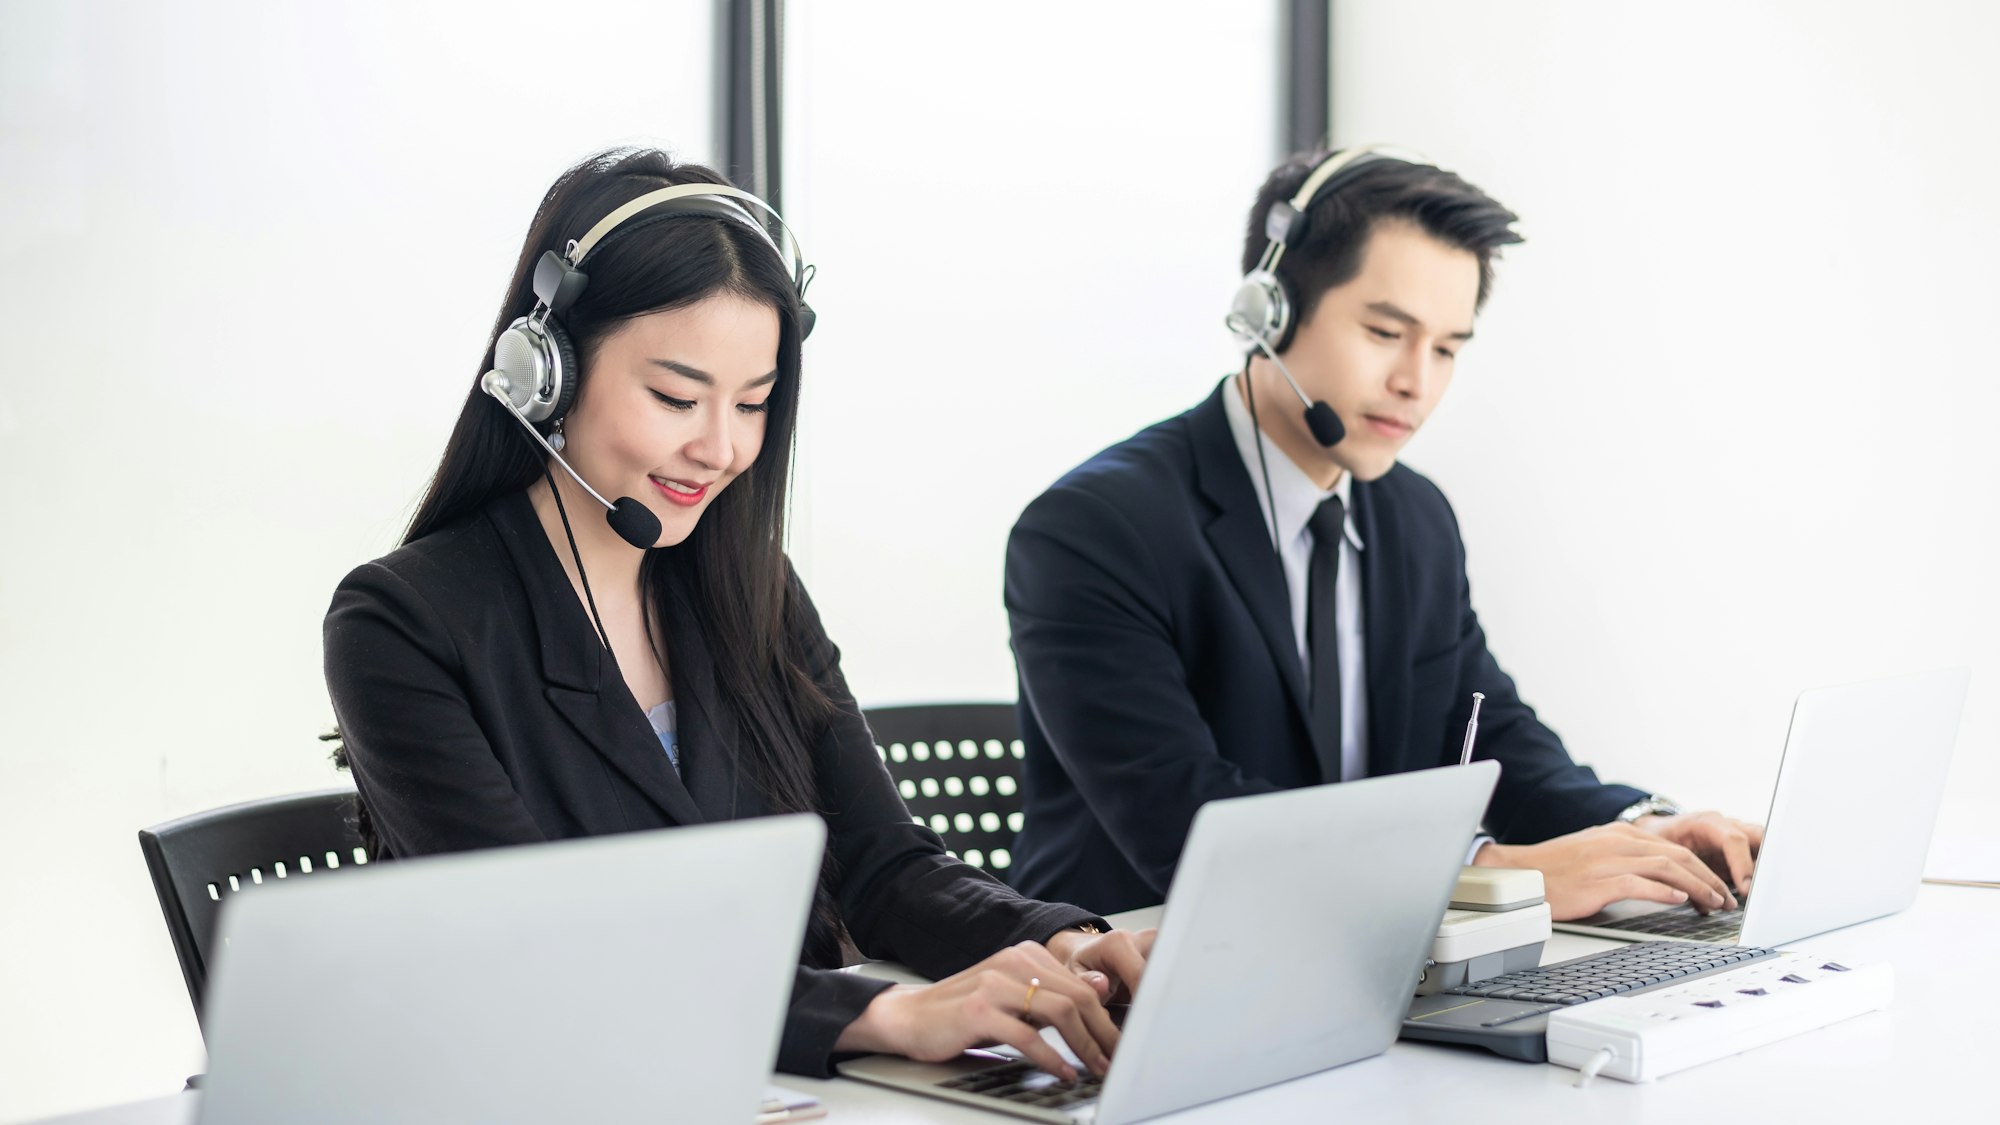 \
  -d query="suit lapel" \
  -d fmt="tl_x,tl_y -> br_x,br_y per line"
488,491 -> 706,827
1354,479 -> 1413,778
660,585 -> 756,823
1188,381 -> 1318,749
